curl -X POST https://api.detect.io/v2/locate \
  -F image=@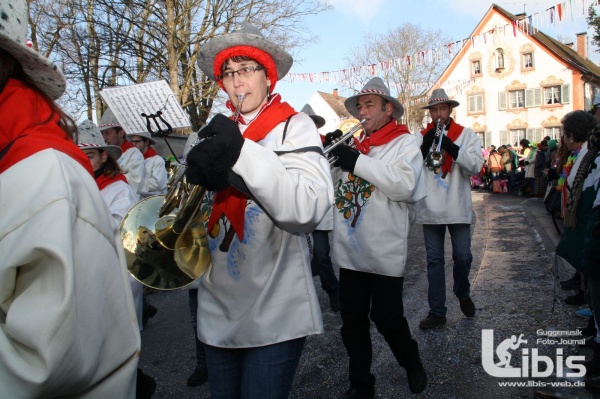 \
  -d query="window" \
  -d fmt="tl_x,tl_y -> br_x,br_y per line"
494,48 -> 505,70
522,52 -> 534,69
468,94 -> 484,114
510,129 -> 526,145
544,86 -> 562,104
509,90 -> 525,109
477,132 -> 486,148
545,127 -> 561,140
471,60 -> 481,76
